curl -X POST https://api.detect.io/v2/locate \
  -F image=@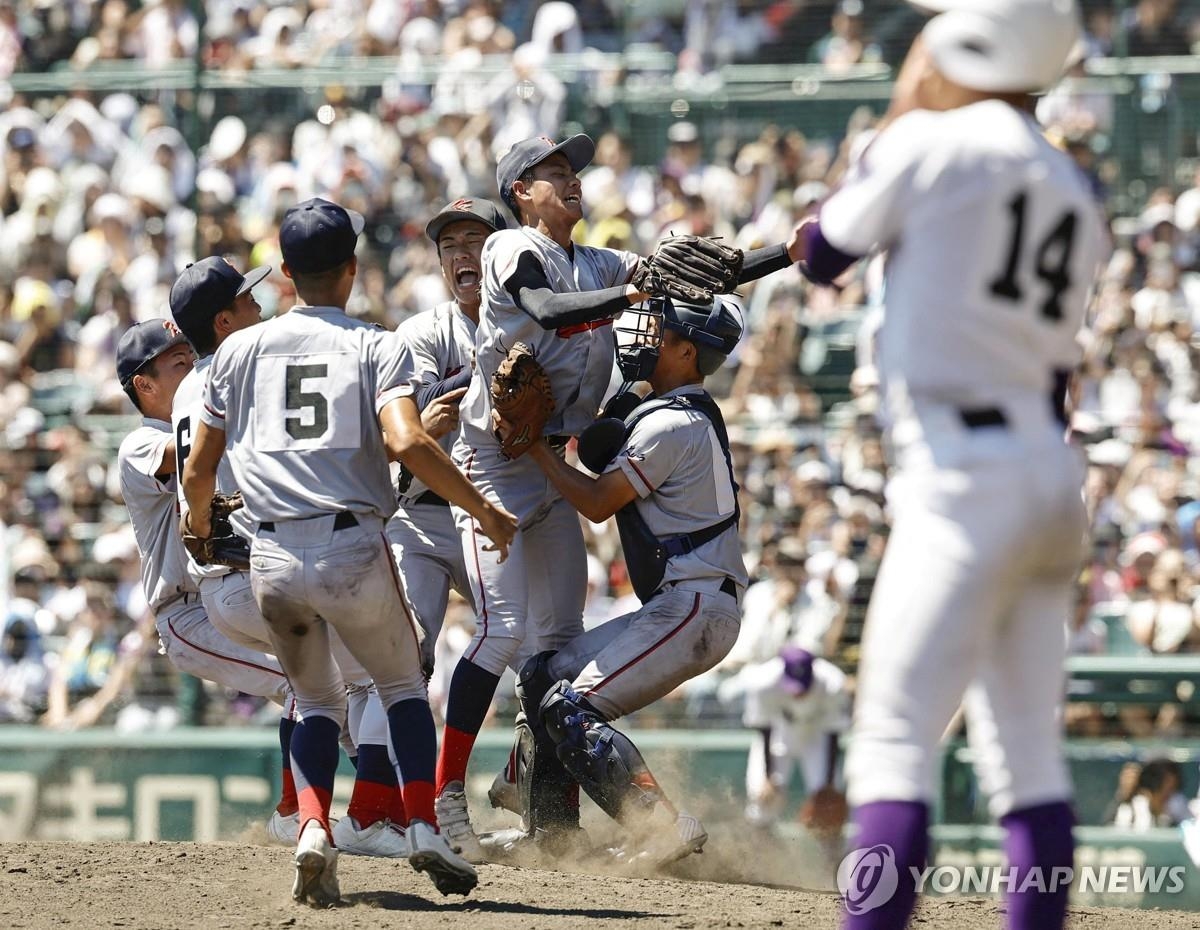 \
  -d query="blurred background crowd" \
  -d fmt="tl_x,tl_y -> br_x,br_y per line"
1,0 -> 1200,782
